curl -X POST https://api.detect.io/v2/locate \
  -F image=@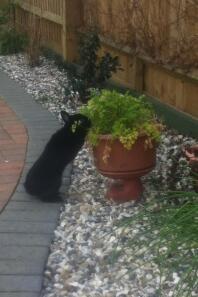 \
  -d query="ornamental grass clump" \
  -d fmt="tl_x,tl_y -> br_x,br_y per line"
81,89 -> 161,149
115,191 -> 198,297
